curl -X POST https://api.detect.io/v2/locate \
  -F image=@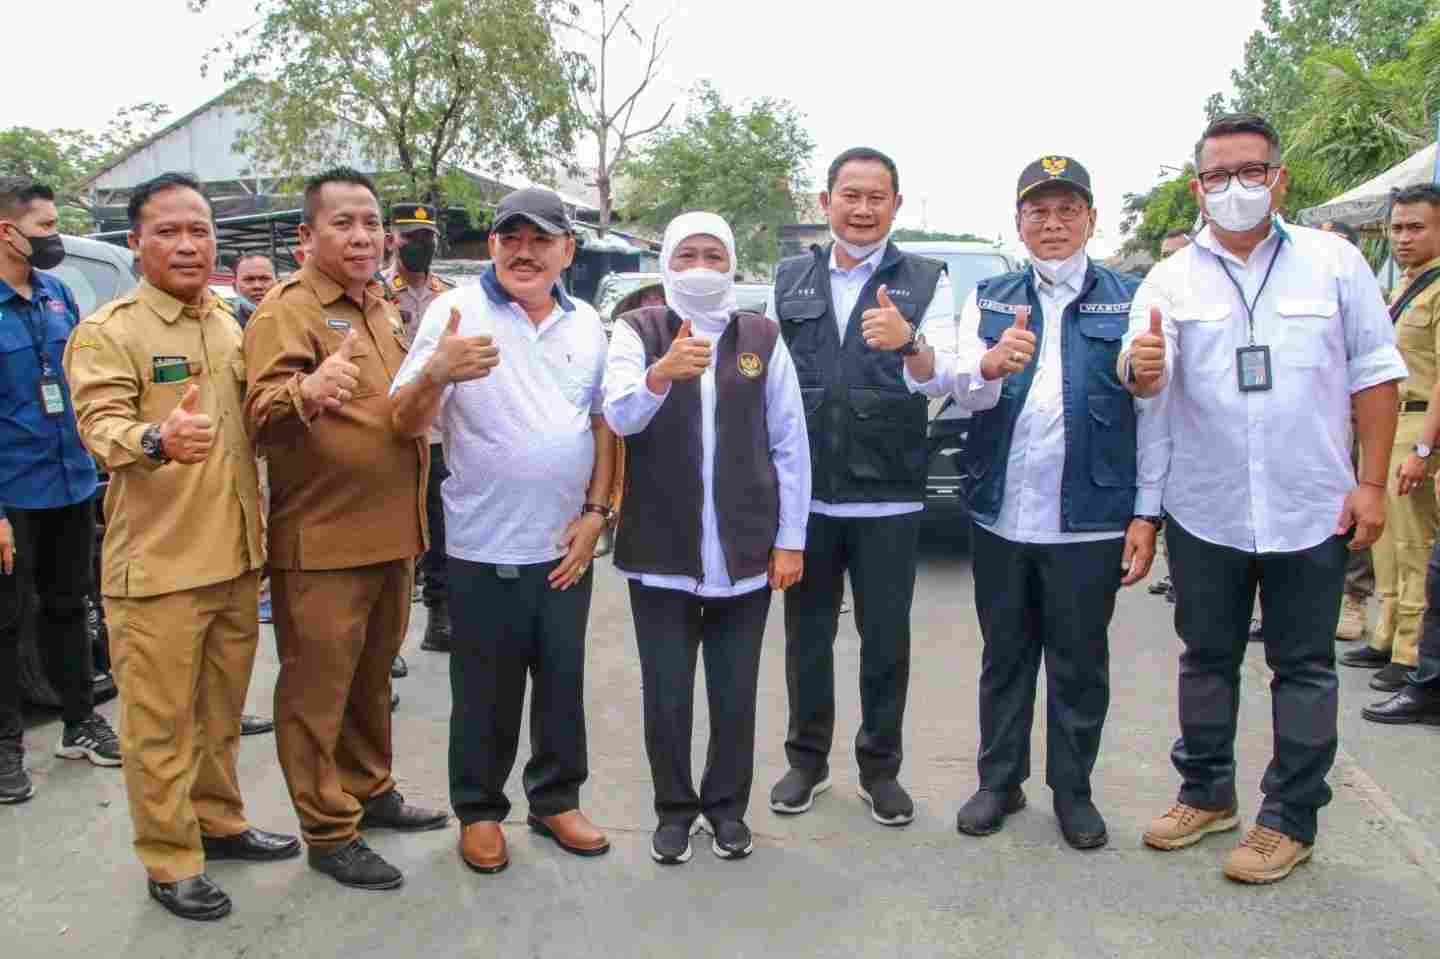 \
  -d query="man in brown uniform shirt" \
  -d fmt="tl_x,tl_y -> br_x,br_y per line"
243,168 -> 447,892
64,173 -> 298,922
